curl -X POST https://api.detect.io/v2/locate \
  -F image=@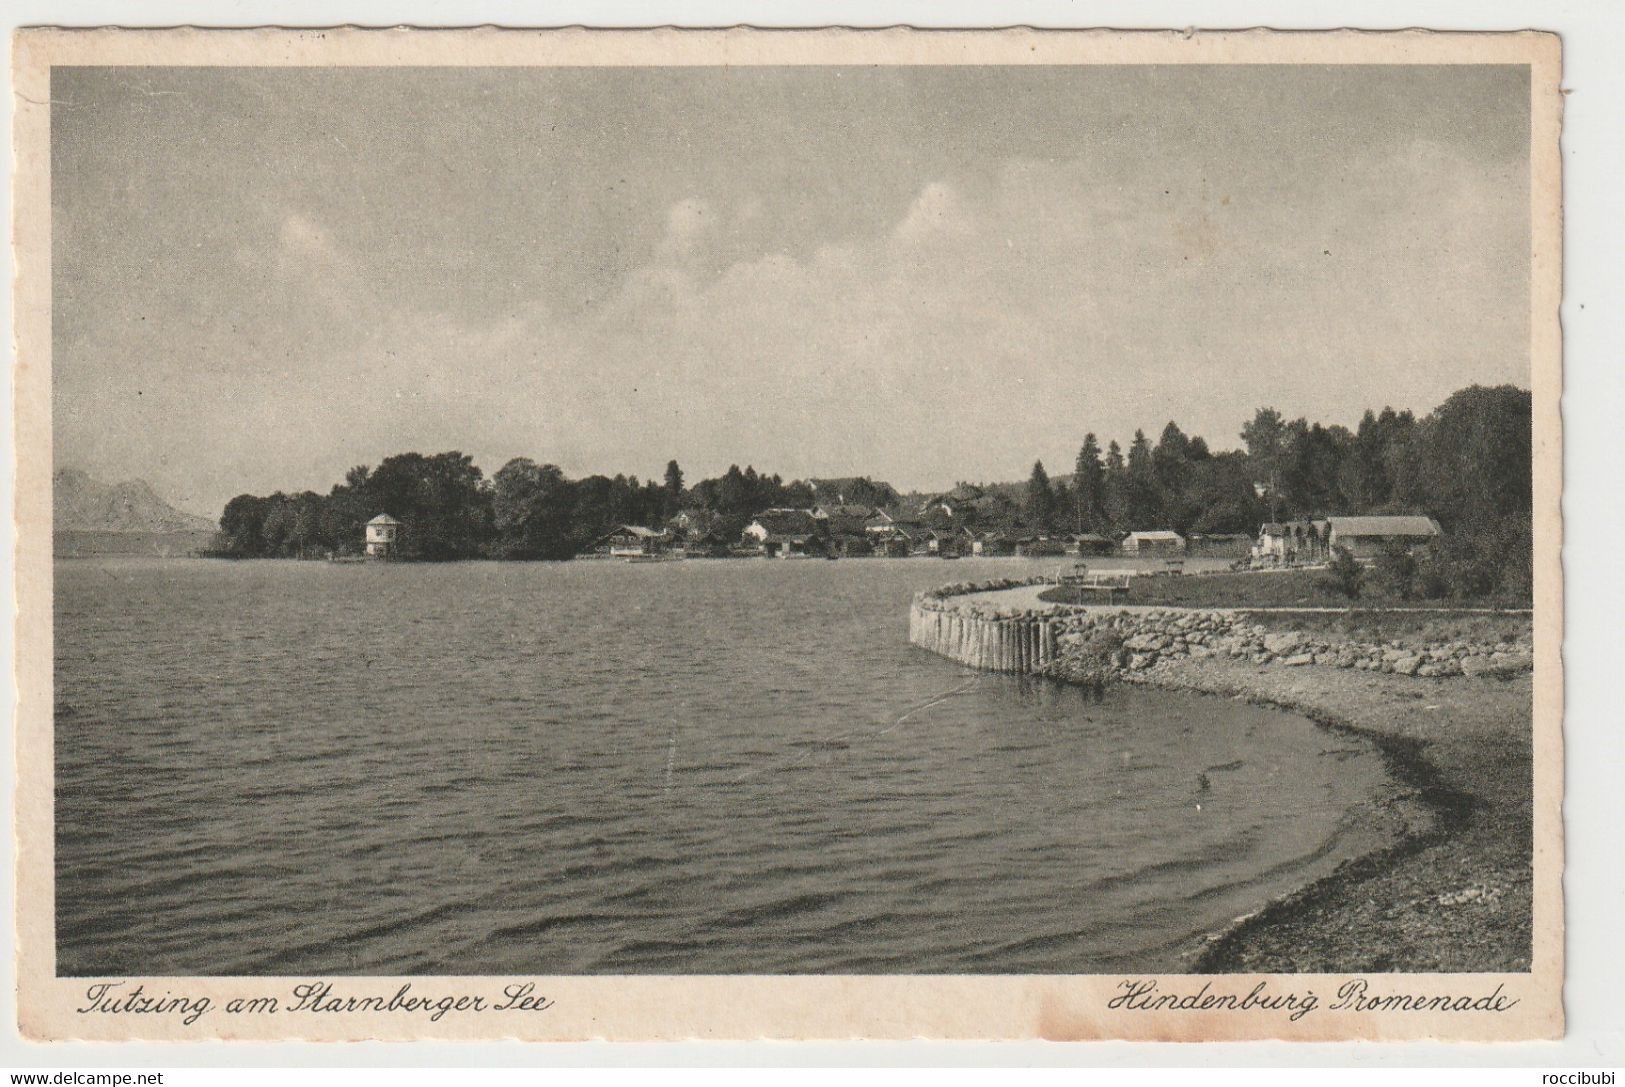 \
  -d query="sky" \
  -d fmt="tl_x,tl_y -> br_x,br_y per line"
51,64 -> 1530,518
